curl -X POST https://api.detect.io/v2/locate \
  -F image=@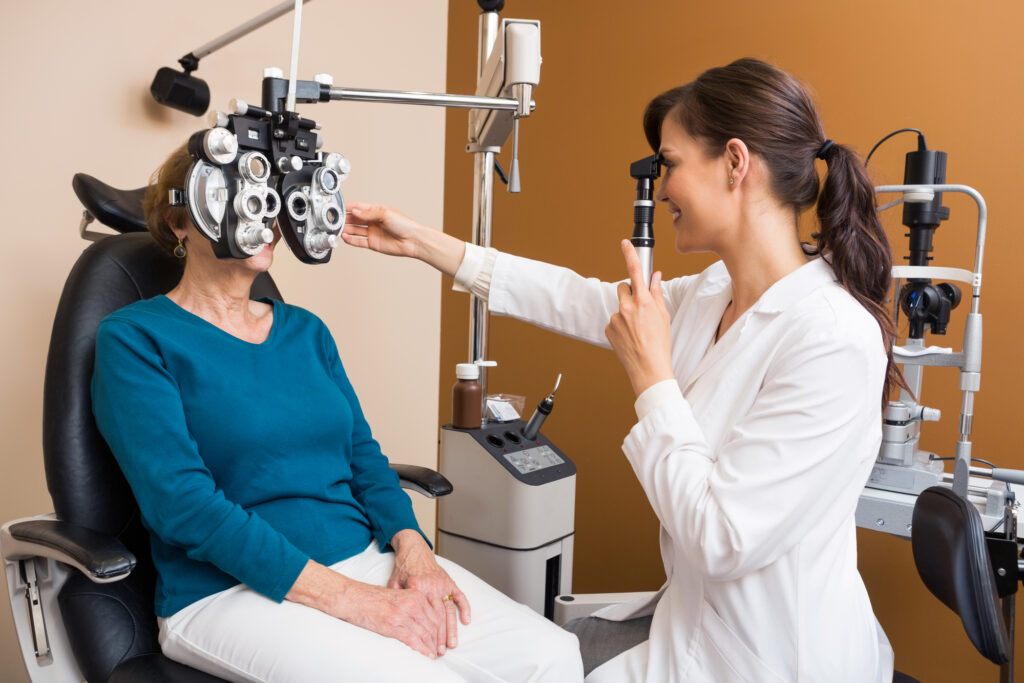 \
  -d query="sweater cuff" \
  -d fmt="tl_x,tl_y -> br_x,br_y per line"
267,547 -> 313,603
375,509 -> 433,553
634,379 -> 684,421
452,243 -> 498,299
